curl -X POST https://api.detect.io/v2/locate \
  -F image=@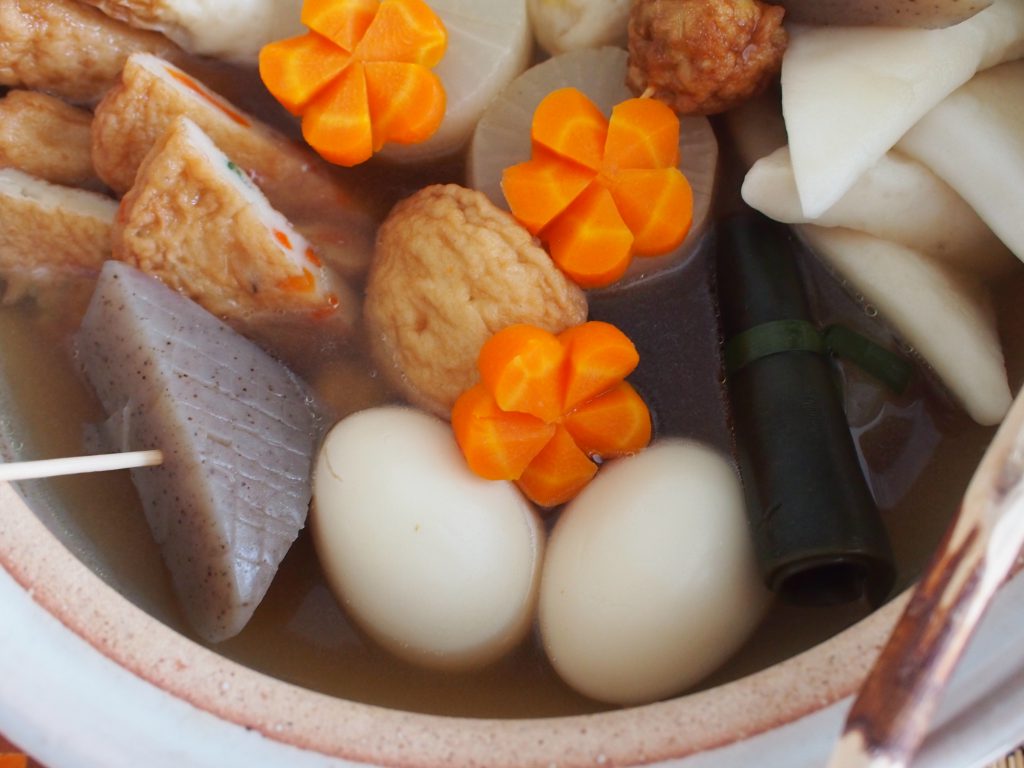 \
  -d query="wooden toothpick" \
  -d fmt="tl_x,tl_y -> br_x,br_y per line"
0,450 -> 164,482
